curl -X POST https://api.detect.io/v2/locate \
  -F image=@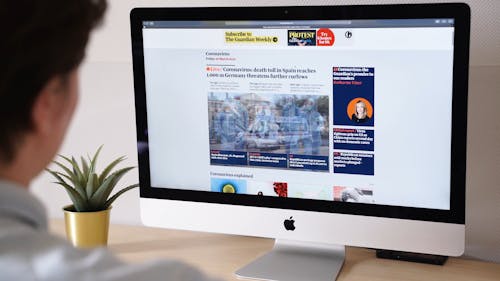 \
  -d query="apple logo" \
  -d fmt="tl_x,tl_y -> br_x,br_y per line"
284,216 -> 296,231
